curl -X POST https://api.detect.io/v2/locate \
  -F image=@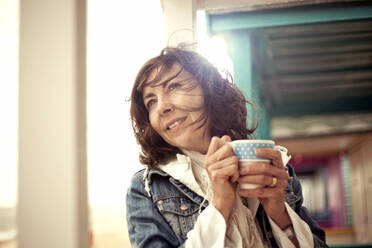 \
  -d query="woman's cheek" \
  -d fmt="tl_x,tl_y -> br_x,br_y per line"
149,114 -> 160,132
